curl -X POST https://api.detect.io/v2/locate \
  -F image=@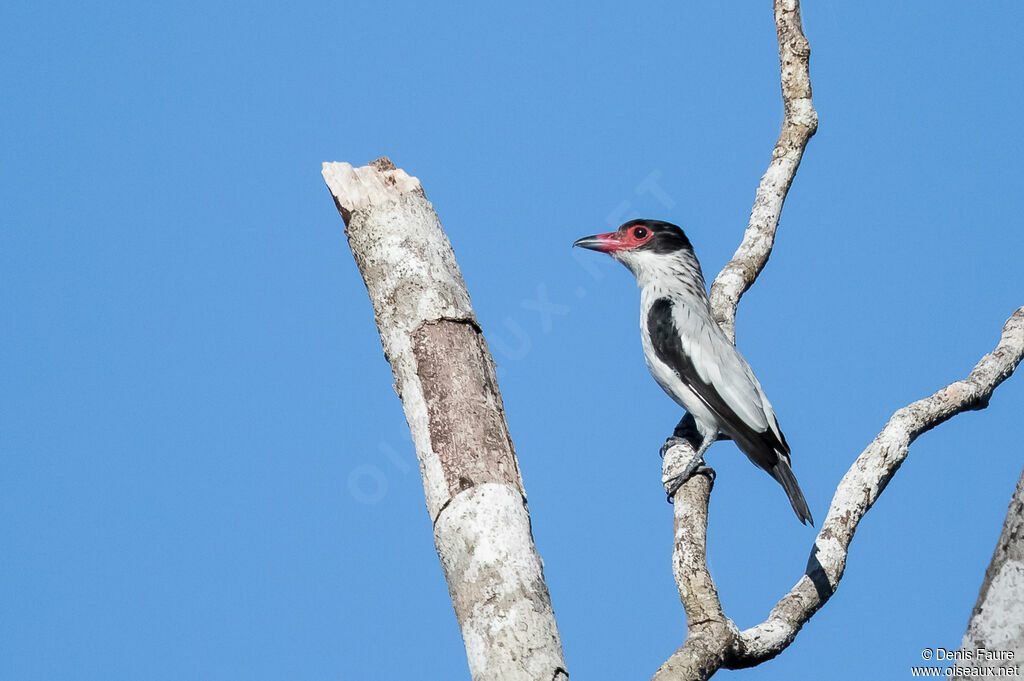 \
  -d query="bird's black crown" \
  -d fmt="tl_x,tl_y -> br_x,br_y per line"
619,219 -> 693,255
